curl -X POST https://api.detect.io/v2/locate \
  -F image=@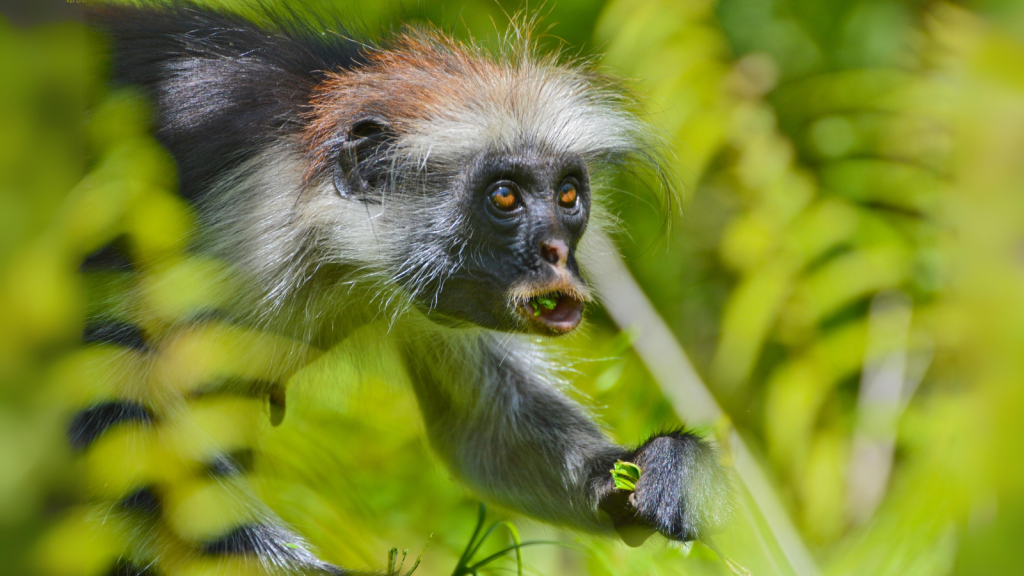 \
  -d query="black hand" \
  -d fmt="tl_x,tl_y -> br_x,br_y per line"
600,430 -> 733,544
